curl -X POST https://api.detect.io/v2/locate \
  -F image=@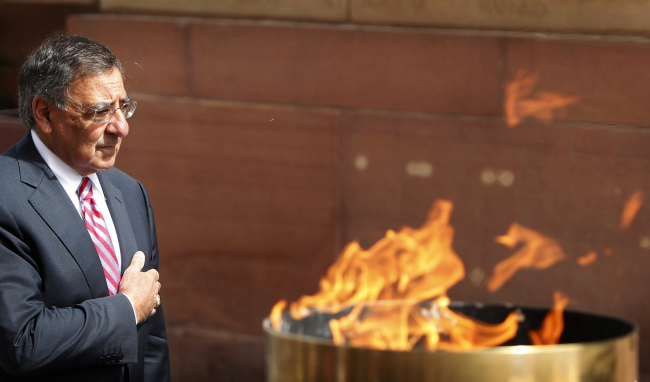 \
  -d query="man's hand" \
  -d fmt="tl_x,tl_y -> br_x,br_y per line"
118,251 -> 161,324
